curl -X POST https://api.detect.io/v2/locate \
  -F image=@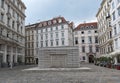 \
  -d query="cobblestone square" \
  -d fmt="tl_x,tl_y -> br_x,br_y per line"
0,64 -> 120,83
